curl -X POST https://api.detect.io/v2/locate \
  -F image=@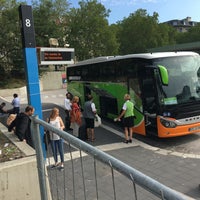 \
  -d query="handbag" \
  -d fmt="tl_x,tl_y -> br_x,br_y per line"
44,130 -> 50,144
94,114 -> 101,127
6,114 -> 17,126
43,118 -> 51,150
